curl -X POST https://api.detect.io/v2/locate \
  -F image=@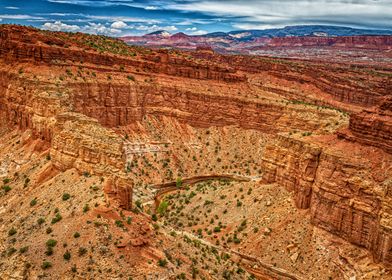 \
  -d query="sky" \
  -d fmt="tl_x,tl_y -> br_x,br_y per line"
0,0 -> 391,36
